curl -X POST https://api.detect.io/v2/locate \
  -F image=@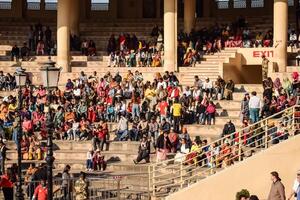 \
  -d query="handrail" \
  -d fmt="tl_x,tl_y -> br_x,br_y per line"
151,105 -> 297,168
149,105 -> 300,197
